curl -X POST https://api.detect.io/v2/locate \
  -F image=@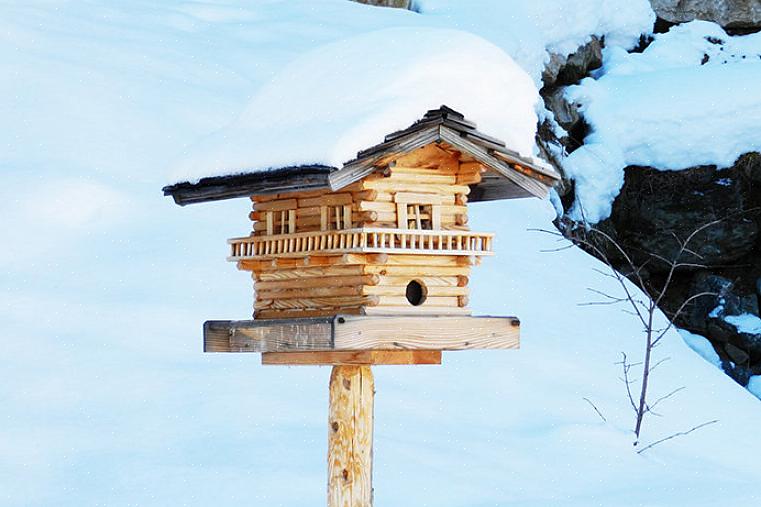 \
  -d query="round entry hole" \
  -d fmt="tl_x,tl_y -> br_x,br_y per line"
405,280 -> 427,306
